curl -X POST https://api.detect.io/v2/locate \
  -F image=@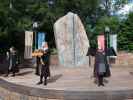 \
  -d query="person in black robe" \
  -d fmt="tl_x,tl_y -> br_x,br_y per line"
37,50 -> 50,85
94,49 -> 111,86
5,46 -> 19,77
37,41 -> 50,85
